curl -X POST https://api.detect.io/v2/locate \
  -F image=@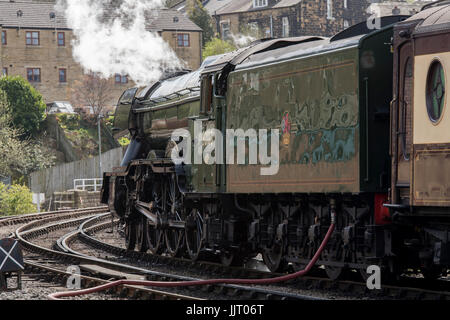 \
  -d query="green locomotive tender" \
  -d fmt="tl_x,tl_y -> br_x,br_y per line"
102,11 -> 449,280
